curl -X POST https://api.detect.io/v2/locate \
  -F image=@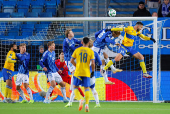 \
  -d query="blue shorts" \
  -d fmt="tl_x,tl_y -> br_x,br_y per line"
118,45 -> 138,56
90,83 -> 95,89
73,76 -> 90,87
2,68 -> 13,82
